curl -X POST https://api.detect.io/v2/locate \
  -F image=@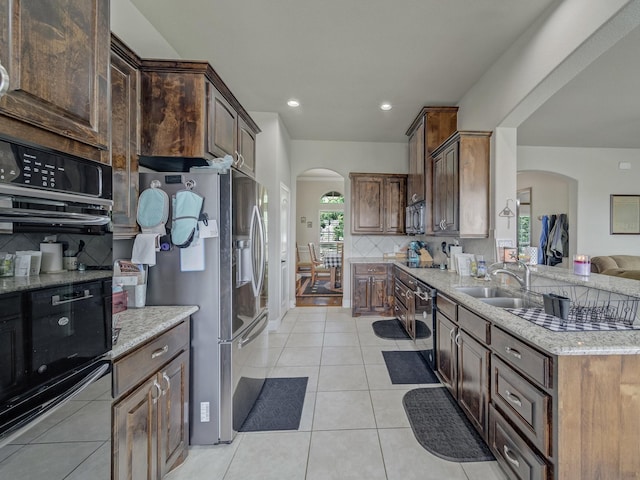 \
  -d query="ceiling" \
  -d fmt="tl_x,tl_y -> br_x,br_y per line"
518,23 -> 640,149
130,0 -> 557,143
129,0 -> 639,149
